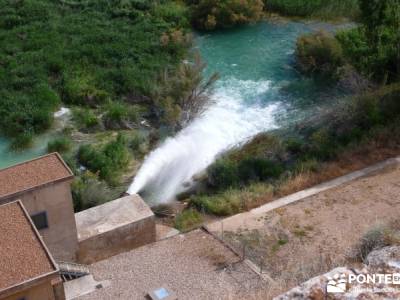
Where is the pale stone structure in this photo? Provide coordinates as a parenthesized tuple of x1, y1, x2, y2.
(75, 194, 156, 264)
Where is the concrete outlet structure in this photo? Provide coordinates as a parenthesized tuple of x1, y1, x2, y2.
(75, 194, 156, 264)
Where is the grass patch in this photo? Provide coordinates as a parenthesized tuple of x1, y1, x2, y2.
(72, 108, 100, 132)
(352, 223, 400, 262)
(47, 136, 72, 154)
(174, 209, 203, 232)
(191, 183, 274, 216)
(292, 229, 307, 238)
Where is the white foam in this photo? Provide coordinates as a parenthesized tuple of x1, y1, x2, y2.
(54, 107, 70, 118)
(127, 78, 283, 203)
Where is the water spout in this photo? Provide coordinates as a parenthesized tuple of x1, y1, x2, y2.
(127, 79, 283, 204)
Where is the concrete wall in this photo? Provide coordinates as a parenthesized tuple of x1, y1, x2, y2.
(2, 280, 59, 300)
(77, 215, 156, 264)
(0, 181, 78, 262)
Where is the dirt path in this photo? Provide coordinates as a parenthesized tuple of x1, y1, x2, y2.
(206, 158, 400, 297)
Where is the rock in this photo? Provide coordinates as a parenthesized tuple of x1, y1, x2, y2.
(366, 246, 400, 269)
(275, 247, 400, 300)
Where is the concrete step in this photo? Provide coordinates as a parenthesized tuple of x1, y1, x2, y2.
(64, 274, 109, 300)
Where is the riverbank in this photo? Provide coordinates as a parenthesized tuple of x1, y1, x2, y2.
(160, 125, 400, 231)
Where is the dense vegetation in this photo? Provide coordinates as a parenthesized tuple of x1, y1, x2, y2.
(77, 134, 131, 185)
(186, 0, 360, 31)
(187, 0, 264, 30)
(296, 0, 400, 83)
(0, 0, 192, 146)
(264, 0, 360, 19)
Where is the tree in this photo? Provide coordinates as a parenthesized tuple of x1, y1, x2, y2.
(359, 0, 400, 82)
(152, 53, 219, 130)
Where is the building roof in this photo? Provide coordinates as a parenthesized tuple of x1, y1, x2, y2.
(0, 153, 73, 200)
(75, 194, 154, 241)
(0, 201, 58, 294)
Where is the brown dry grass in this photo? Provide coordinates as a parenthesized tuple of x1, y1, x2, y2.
(275, 138, 400, 198)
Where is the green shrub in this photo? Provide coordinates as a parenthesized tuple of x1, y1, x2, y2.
(71, 172, 114, 212)
(191, 183, 273, 216)
(103, 134, 130, 169)
(77, 134, 130, 185)
(336, 28, 370, 76)
(61, 153, 78, 175)
(336, 0, 400, 82)
(285, 137, 304, 154)
(63, 71, 108, 106)
(353, 225, 394, 262)
(72, 108, 99, 131)
(207, 159, 239, 189)
(238, 157, 283, 183)
(189, 0, 264, 30)
(174, 209, 203, 232)
(192, 192, 242, 216)
(47, 136, 72, 153)
(350, 84, 400, 129)
(0, 85, 59, 141)
(128, 131, 148, 155)
(153, 1, 189, 28)
(151, 54, 217, 129)
(102, 101, 141, 129)
(296, 31, 344, 78)
(308, 128, 336, 159)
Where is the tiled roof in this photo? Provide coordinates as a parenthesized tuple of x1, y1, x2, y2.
(0, 153, 73, 200)
(0, 201, 57, 292)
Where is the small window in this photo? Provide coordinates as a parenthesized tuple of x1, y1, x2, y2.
(30, 211, 48, 230)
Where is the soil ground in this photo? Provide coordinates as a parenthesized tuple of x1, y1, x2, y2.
(207, 161, 400, 298)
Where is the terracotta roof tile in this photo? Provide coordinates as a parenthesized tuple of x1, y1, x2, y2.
(0, 153, 73, 200)
(0, 201, 56, 292)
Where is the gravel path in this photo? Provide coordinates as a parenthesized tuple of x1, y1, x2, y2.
(78, 230, 267, 300)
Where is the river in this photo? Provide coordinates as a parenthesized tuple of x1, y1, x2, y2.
(0, 20, 345, 203)
(127, 20, 347, 204)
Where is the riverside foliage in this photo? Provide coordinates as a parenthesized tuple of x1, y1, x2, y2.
(187, 0, 264, 30)
(0, 0, 191, 146)
(264, 0, 360, 19)
(295, 0, 400, 83)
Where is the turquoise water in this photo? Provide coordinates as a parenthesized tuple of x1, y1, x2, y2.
(196, 21, 346, 123)
(129, 20, 347, 203)
(0, 134, 53, 169)
(0, 109, 70, 169)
